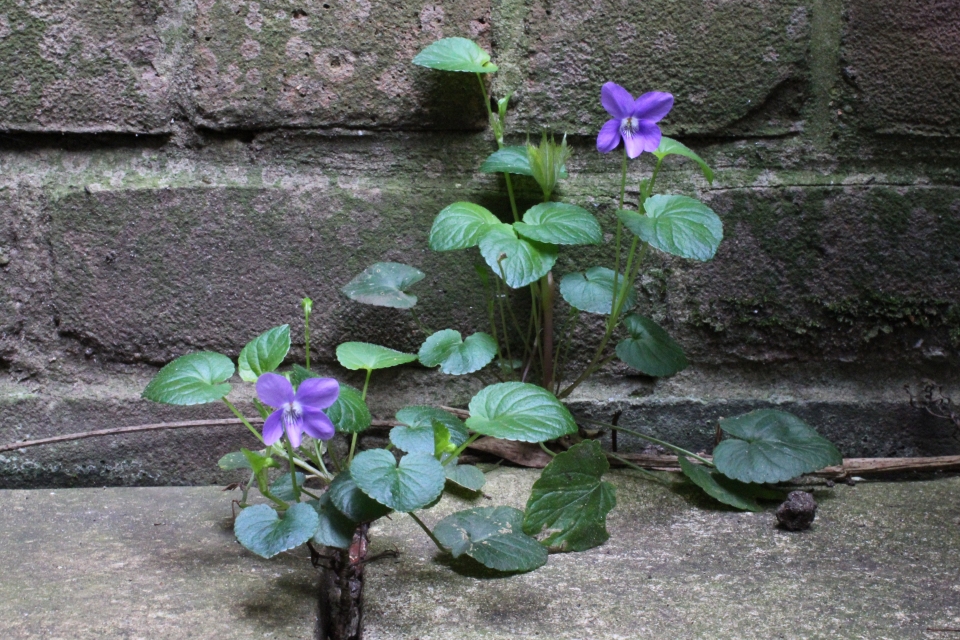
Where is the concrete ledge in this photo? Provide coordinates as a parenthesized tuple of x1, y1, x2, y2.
(2, 472, 958, 639)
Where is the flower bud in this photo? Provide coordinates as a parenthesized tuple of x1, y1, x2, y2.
(527, 132, 571, 201)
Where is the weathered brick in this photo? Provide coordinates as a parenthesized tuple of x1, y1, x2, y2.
(192, 0, 493, 130)
(495, 0, 813, 136)
(0, 1, 177, 134)
(841, 0, 960, 136)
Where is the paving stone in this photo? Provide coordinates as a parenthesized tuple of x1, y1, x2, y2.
(841, 0, 960, 136)
(495, 0, 813, 136)
(192, 0, 493, 130)
(0, 486, 320, 639)
(0, 0, 178, 133)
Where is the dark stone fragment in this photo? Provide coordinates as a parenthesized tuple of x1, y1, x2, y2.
(776, 490, 817, 531)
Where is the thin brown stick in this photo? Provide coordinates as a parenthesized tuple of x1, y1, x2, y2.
(0, 416, 401, 453)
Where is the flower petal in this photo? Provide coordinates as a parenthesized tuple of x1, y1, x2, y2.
(262, 409, 284, 445)
(635, 120, 663, 153)
(285, 418, 303, 449)
(295, 377, 340, 409)
(301, 406, 336, 441)
(600, 82, 634, 119)
(631, 91, 674, 123)
(256, 372, 294, 408)
(596, 119, 622, 153)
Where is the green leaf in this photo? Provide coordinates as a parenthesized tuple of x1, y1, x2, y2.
(310, 493, 357, 550)
(391, 406, 469, 454)
(350, 450, 446, 512)
(412, 37, 497, 73)
(143, 352, 235, 405)
(467, 382, 577, 443)
(513, 203, 602, 246)
(336, 342, 417, 371)
(289, 363, 317, 389)
(327, 472, 392, 523)
(678, 456, 762, 512)
(429, 202, 501, 251)
(327, 384, 372, 434)
(713, 410, 843, 484)
(341, 262, 425, 309)
(433, 506, 547, 573)
(478, 223, 558, 289)
(234, 503, 320, 559)
(618, 195, 723, 261)
(479, 146, 532, 175)
(653, 137, 715, 184)
(559, 267, 636, 315)
(418, 329, 497, 375)
(269, 472, 306, 502)
(218, 451, 252, 471)
(240, 448, 279, 475)
(522, 440, 616, 551)
(433, 421, 454, 456)
(237, 325, 291, 383)
(445, 463, 486, 492)
(615, 314, 688, 377)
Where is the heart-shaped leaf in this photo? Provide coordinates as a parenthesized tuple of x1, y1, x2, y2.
(479, 146, 532, 175)
(513, 203, 602, 246)
(559, 267, 636, 315)
(653, 137, 715, 184)
(714, 410, 843, 484)
(238, 325, 291, 383)
(618, 195, 723, 261)
(327, 472, 392, 523)
(429, 202, 501, 251)
(445, 463, 486, 492)
(269, 472, 306, 502)
(413, 37, 498, 73)
(433, 506, 547, 573)
(678, 456, 762, 512)
(341, 262, 425, 309)
(418, 329, 497, 375)
(350, 450, 446, 512)
(478, 224, 558, 289)
(326, 384, 372, 434)
(523, 440, 616, 551)
(467, 382, 577, 443)
(391, 406, 469, 454)
(143, 352, 235, 405)
(615, 314, 688, 377)
(234, 503, 320, 559)
(336, 342, 417, 371)
(218, 451, 252, 471)
(310, 493, 357, 550)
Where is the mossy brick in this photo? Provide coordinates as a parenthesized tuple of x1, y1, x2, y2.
(493, 0, 813, 137)
(0, 0, 177, 134)
(841, 0, 960, 137)
(192, 0, 492, 130)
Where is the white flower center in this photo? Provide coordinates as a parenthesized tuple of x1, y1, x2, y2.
(620, 116, 639, 137)
(281, 401, 303, 431)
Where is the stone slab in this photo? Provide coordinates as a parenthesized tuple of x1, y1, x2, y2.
(0, 0, 177, 134)
(495, 0, 813, 137)
(192, 0, 492, 130)
(0, 486, 320, 639)
(364, 468, 960, 639)
(841, 0, 960, 137)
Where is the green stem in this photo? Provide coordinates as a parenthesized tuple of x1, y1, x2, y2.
(539, 442, 557, 458)
(610, 149, 628, 323)
(583, 418, 714, 466)
(283, 439, 302, 501)
(408, 307, 432, 336)
(409, 511, 446, 552)
(448, 433, 482, 461)
(313, 440, 331, 478)
(476, 72, 520, 222)
(361, 368, 373, 402)
(348, 433, 358, 466)
(540, 272, 555, 391)
(327, 441, 343, 473)
(495, 261, 514, 375)
(222, 399, 265, 444)
(606, 452, 670, 484)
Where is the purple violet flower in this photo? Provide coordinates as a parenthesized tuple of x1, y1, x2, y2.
(596, 82, 674, 158)
(256, 372, 339, 447)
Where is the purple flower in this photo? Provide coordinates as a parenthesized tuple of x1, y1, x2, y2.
(596, 82, 674, 159)
(256, 372, 339, 447)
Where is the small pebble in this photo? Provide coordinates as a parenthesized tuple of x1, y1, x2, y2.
(776, 490, 817, 531)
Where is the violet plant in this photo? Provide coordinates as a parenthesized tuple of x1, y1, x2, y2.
(140, 36, 843, 640)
